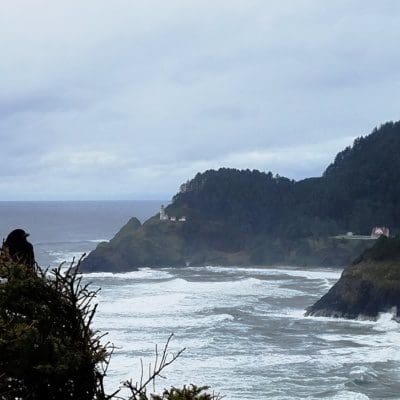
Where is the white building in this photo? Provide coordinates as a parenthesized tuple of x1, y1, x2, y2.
(371, 227, 390, 238)
(160, 205, 187, 223)
(159, 205, 169, 221)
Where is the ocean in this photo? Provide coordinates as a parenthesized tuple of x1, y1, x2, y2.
(1, 201, 399, 399)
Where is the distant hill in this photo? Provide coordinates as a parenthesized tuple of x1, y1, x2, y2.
(81, 121, 400, 271)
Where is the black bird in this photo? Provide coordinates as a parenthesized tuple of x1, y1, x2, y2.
(3, 229, 35, 269)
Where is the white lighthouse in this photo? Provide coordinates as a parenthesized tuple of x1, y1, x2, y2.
(159, 205, 169, 221)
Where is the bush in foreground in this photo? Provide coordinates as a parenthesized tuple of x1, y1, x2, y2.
(0, 253, 221, 400)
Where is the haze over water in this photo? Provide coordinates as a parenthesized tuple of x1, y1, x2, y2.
(1, 201, 399, 399)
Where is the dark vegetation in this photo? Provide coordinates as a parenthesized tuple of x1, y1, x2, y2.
(171, 121, 400, 239)
(0, 255, 105, 399)
(356, 235, 400, 262)
(0, 253, 221, 400)
(169, 121, 400, 262)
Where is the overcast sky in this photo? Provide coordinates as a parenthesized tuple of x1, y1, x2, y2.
(1, 1, 400, 200)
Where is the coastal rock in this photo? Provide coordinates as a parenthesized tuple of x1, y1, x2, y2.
(80, 211, 372, 272)
(305, 237, 400, 320)
(80, 217, 187, 272)
(81, 217, 142, 272)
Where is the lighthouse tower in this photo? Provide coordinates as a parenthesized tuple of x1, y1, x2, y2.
(160, 205, 169, 221)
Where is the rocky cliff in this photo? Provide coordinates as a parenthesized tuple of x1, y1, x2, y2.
(80, 214, 373, 272)
(305, 237, 400, 320)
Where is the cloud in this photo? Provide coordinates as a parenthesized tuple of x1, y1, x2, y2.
(1, 0, 400, 199)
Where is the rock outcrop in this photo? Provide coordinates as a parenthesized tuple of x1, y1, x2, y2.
(80, 217, 188, 272)
(305, 237, 400, 320)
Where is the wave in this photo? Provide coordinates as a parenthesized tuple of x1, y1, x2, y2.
(95, 308, 234, 330)
(93, 276, 305, 323)
(83, 267, 173, 280)
(329, 391, 370, 400)
(93, 267, 398, 400)
(199, 265, 342, 280)
(371, 309, 399, 330)
(35, 239, 109, 246)
(47, 251, 87, 264)
(131, 277, 305, 300)
(305, 310, 399, 327)
(348, 366, 378, 384)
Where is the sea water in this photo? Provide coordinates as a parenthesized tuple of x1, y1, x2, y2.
(0, 201, 163, 266)
(1, 202, 399, 399)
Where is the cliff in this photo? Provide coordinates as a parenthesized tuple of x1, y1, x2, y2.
(305, 236, 400, 320)
(81, 219, 373, 272)
(81, 217, 188, 272)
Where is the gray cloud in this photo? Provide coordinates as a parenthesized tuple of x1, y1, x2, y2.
(1, 0, 400, 199)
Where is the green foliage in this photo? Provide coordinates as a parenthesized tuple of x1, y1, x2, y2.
(0, 253, 220, 400)
(361, 236, 400, 262)
(172, 168, 295, 237)
(152, 385, 218, 400)
(0, 254, 107, 400)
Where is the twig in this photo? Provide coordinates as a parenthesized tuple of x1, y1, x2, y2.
(122, 333, 186, 399)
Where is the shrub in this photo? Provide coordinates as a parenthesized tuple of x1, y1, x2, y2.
(0, 253, 221, 400)
(0, 253, 107, 400)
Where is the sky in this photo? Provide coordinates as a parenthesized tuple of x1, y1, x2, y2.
(1, 1, 400, 200)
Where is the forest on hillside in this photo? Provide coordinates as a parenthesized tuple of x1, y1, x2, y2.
(170, 121, 400, 241)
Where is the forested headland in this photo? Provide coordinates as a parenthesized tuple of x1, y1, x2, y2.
(82, 121, 400, 271)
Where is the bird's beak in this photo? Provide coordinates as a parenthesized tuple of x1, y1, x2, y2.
(25, 233, 30, 237)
